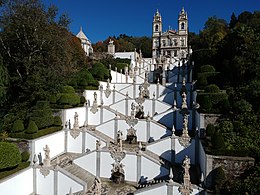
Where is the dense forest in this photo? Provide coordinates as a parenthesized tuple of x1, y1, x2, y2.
(0, 0, 259, 193)
(189, 11, 260, 194)
(92, 34, 152, 58)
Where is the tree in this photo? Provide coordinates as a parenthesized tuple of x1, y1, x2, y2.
(0, 0, 87, 107)
(0, 55, 9, 106)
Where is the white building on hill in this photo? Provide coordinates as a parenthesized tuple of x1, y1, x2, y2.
(76, 27, 93, 56)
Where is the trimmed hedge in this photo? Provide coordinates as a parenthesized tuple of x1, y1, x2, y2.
(205, 84, 220, 93)
(12, 120, 24, 133)
(29, 101, 54, 129)
(89, 62, 110, 81)
(0, 162, 30, 180)
(21, 151, 30, 162)
(0, 142, 21, 170)
(61, 85, 75, 93)
(58, 93, 80, 106)
(25, 121, 38, 134)
(80, 96, 86, 104)
(212, 132, 225, 150)
(10, 126, 62, 140)
(199, 65, 216, 73)
(206, 124, 215, 137)
(53, 116, 62, 126)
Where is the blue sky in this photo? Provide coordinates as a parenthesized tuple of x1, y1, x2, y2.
(42, 0, 260, 43)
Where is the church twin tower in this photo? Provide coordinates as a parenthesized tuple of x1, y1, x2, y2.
(152, 7, 188, 60)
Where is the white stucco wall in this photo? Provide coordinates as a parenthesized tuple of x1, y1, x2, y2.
(37, 169, 54, 195)
(0, 168, 33, 195)
(74, 152, 96, 176)
(141, 156, 168, 180)
(96, 120, 114, 139)
(34, 131, 65, 159)
(67, 132, 82, 153)
(57, 172, 83, 195)
(122, 154, 137, 182)
(150, 121, 168, 140)
(147, 138, 171, 161)
(175, 139, 195, 164)
(100, 151, 114, 178)
(64, 107, 86, 127)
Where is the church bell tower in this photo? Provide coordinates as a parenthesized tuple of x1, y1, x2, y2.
(152, 10, 162, 59)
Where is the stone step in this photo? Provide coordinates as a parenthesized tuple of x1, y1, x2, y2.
(64, 163, 95, 190)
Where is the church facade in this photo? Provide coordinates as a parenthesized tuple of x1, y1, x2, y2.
(152, 8, 189, 60)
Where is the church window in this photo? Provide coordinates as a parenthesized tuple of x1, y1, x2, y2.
(155, 24, 159, 32)
(174, 50, 177, 57)
(162, 40, 166, 46)
(181, 39, 184, 46)
(173, 39, 178, 46)
(181, 22, 185, 30)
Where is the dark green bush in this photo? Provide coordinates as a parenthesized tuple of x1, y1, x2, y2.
(0, 142, 21, 170)
(218, 120, 233, 134)
(61, 85, 75, 93)
(53, 116, 62, 126)
(212, 166, 226, 192)
(12, 120, 24, 133)
(205, 84, 220, 93)
(212, 132, 225, 150)
(29, 101, 54, 129)
(49, 94, 57, 104)
(80, 96, 86, 104)
(10, 126, 62, 139)
(25, 121, 38, 134)
(21, 151, 30, 162)
(58, 93, 80, 106)
(197, 94, 212, 113)
(89, 62, 110, 81)
(199, 65, 216, 73)
(206, 124, 215, 137)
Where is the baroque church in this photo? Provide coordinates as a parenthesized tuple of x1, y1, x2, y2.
(1, 7, 245, 195)
(152, 8, 189, 60)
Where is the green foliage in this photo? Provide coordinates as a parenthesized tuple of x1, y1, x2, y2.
(0, 0, 87, 113)
(89, 62, 110, 81)
(0, 142, 21, 170)
(211, 132, 225, 151)
(92, 35, 152, 58)
(25, 121, 38, 134)
(234, 99, 252, 114)
(0, 55, 9, 107)
(0, 162, 30, 180)
(29, 101, 54, 129)
(200, 65, 216, 73)
(58, 93, 80, 106)
(53, 116, 62, 126)
(218, 120, 234, 134)
(11, 126, 62, 139)
(114, 63, 128, 72)
(12, 120, 24, 133)
(80, 96, 86, 104)
(61, 86, 75, 93)
(205, 84, 220, 93)
(206, 124, 215, 137)
(21, 151, 30, 162)
(212, 166, 226, 193)
(69, 70, 99, 90)
(49, 94, 57, 104)
(56, 86, 80, 106)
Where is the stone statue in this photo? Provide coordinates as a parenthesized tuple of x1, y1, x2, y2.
(43, 145, 50, 167)
(117, 130, 123, 151)
(96, 140, 101, 150)
(74, 112, 79, 127)
(179, 155, 192, 195)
